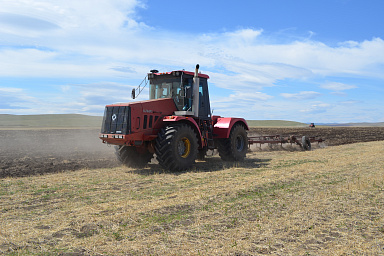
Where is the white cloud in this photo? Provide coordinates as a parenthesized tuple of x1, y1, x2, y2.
(0, 48, 137, 78)
(0, 0, 144, 32)
(211, 91, 273, 107)
(212, 38, 384, 79)
(229, 91, 274, 101)
(1, 1, 384, 85)
(320, 82, 357, 91)
(0, 80, 140, 115)
(339, 100, 361, 105)
(0, 1, 383, 122)
(330, 91, 347, 97)
(300, 103, 332, 114)
(0, 12, 60, 37)
(0, 87, 23, 93)
(61, 85, 71, 92)
(223, 29, 263, 46)
(0, 87, 40, 111)
(280, 91, 322, 100)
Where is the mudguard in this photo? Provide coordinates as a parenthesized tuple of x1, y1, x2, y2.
(213, 117, 249, 139)
(163, 116, 204, 147)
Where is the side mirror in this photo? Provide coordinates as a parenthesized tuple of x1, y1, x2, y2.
(185, 86, 192, 98)
(131, 89, 136, 99)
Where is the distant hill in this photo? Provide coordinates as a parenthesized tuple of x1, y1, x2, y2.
(0, 115, 307, 129)
(2, 114, 382, 129)
(0, 114, 103, 129)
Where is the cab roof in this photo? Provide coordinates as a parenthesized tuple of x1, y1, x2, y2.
(148, 70, 209, 79)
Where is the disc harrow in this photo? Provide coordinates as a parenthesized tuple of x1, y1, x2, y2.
(248, 135, 324, 151)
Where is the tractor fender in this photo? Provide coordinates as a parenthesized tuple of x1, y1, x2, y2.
(213, 117, 249, 139)
(162, 116, 204, 147)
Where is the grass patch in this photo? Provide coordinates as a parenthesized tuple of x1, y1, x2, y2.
(1, 141, 384, 255)
(0, 114, 102, 129)
(274, 159, 327, 169)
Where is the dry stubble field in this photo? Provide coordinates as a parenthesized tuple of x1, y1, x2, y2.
(0, 127, 384, 255)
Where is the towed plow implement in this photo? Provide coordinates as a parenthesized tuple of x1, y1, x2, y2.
(248, 135, 325, 151)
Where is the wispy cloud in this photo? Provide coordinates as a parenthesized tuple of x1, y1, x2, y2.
(300, 103, 332, 114)
(281, 91, 322, 100)
(0, 12, 60, 34)
(0, 0, 383, 122)
(0, 87, 41, 112)
(339, 100, 361, 105)
(320, 82, 357, 91)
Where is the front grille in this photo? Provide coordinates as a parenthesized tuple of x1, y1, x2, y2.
(101, 106, 131, 134)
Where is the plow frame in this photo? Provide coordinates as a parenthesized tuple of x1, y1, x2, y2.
(248, 135, 324, 151)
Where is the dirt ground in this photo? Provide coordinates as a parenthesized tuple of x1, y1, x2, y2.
(1, 127, 384, 178)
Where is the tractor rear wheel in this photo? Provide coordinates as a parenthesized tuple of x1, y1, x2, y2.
(218, 124, 248, 161)
(115, 145, 153, 168)
(155, 124, 198, 172)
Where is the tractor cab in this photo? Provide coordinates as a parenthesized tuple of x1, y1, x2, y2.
(148, 69, 211, 120)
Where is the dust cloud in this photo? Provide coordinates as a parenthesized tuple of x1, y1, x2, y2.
(0, 129, 118, 178)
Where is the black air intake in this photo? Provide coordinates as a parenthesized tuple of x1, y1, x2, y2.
(101, 106, 131, 134)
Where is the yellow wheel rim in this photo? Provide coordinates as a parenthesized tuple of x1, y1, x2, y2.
(178, 137, 191, 158)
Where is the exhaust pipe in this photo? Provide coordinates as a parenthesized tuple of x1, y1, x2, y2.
(193, 64, 200, 117)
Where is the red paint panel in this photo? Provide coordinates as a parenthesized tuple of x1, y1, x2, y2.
(213, 117, 249, 139)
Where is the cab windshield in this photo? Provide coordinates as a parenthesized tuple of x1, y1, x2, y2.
(149, 77, 186, 111)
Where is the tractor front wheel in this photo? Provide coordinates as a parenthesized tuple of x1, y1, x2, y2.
(115, 145, 153, 168)
(155, 124, 198, 172)
(218, 124, 248, 161)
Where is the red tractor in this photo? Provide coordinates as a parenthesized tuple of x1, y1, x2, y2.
(100, 65, 249, 171)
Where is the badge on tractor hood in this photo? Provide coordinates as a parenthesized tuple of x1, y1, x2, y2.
(112, 114, 117, 121)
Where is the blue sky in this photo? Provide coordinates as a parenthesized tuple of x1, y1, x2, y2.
(0, 0, 383, 123)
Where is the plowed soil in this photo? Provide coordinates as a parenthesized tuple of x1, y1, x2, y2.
(1, 127, 384, 178)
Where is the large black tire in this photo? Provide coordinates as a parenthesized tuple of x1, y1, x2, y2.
(115, 145, 153, 168)
(218, 124, 248, 161)
(155, 124, 198, 172)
